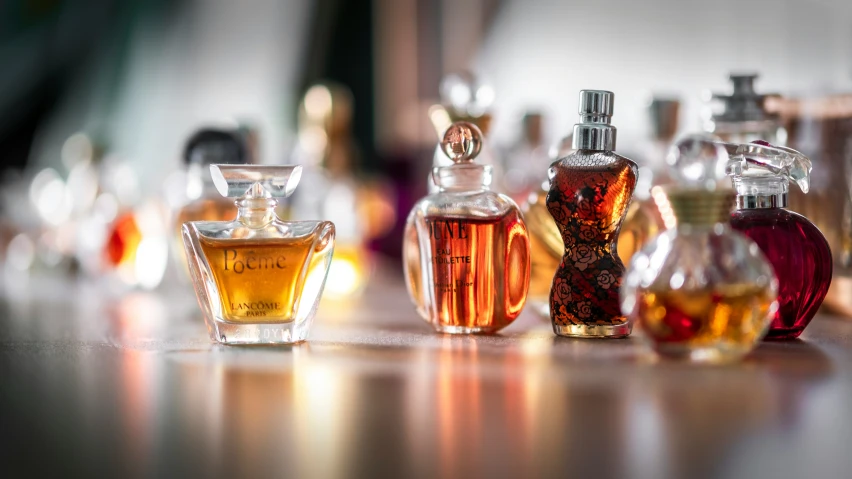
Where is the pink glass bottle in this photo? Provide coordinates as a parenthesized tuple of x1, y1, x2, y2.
(726, 141, 832, 339)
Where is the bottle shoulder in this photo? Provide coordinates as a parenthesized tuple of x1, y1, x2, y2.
(185, 218, 334, 242)
(552, 150, 638, 171)
(409, 189, 520, 220)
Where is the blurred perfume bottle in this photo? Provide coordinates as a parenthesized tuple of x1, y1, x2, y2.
(170, 128, 248, 277)
(290, 82, 369, 299)
(727, 141, 831, 339)
(772, 95, 852, 317)
(704, 74, 787, 145)
(548, 90, 638, 338)
(503, 112, 551, 202)
(622, 136, 778, 363)
(618, 97, 679, 266)
(182, 165, 335, 345)
(428, 72, 503, 193)
(404, 122, 530, 333)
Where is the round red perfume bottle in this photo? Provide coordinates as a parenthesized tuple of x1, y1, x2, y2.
(727, 141, 832, 339)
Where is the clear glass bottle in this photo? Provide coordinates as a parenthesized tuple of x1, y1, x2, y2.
(172, 128, 248, 277)
(547, 90, 638, 338)
(726, 141, 832, 339)
(705, 74, 787, 145)
(403, 122, 530, 334)
(182, 165, 335, 345)
(621, 135, 779, 363)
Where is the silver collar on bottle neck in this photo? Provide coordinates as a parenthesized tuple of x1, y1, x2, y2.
(572, 90, 617, 151)
(736, 192, 787, 209)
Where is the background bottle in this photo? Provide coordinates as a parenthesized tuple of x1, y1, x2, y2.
(171, 128, 249, 279)
(547, 90, 637, 338)
(705, 74, 787, 145)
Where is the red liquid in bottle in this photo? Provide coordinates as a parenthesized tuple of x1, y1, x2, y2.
(730, 208, 832, 339)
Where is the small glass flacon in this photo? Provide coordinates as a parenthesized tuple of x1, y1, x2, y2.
(727, 141, 832, 339)
(404, 122, 530, 334)
(182, 165, 335, 345)
(621, 135, 779, 363)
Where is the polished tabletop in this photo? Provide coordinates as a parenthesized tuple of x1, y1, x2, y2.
(2, 265, 851, 479)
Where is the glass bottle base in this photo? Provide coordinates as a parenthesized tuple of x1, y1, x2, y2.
(208, 319, 311, 345)
(434, 324, 501, 335)
(651, 344, 751, 364)
(764, 327, 804, 340)
(552, 323, 631, 338)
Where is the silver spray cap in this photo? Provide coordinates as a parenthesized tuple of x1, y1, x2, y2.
(572, 90, 617, 151)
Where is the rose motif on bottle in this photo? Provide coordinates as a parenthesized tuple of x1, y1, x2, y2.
(597, 269, 616, 290)
(553, 277, 573, 303)
(570, 244, 598, 271)
(579, 225, 597, 242)
(576, 301, 592, 318)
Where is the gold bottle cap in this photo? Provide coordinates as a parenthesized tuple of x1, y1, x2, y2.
(662, 188, 735, 226)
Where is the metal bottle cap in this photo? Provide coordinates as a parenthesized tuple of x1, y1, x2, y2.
(712, 74, 774, 123)
(572, 90, 617, 151)
(184, 128, 248, 166)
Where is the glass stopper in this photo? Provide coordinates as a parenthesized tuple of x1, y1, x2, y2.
(210, 165, 303, 199)
(441, 122, 482, 164)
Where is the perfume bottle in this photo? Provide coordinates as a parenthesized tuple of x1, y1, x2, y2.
(182, 165, 335, 344)
(547, 90, 638, 338)
(172, 128, 248, 276)
(705, 74, 787, 145)
(503, 112, 552, 202)
(403, 122, 530, 334)
(289, 82, 369, 299)
(621, 135, 779, 363)
(522, 179, 563, 319)
(618, 97, 678, 264)
(727, 141, 832, 339)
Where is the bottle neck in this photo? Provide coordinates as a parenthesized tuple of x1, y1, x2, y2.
(236, 197, 278, 227)
(733, 176, 788, 210)
(432, 164, 492, 192)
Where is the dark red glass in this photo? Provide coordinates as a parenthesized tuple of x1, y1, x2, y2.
(730, 208, 832, 339)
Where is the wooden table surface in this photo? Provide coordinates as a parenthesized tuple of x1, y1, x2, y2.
(2, 265, 851, 479)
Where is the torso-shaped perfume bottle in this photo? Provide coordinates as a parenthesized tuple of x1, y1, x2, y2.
(621, 136, 779, 363)
(404, 122, 530, 333)
(182, 165, 335, 345)
(547, 90, 638, 338)
(727, 141, 832, 339)
(172, 128, 248, 277)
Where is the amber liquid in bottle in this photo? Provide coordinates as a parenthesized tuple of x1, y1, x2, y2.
(175, 199, 238, 272)
(636, 284, 775, 361)
(199, 236, 318, 323)
(407, 210, 530, 333)
(523, 187, 563, 319)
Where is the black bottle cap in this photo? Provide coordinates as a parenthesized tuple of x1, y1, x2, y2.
(183, 128, 248, 166)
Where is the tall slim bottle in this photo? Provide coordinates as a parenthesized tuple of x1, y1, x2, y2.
(547, 90, 638, 338)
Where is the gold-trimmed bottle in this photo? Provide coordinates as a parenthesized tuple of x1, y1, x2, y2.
(182, 165, 335, 345)
(621, 135, 779, 363)
(404, 122, 530, 334)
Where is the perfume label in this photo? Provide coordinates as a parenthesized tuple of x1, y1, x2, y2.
(222, 249, 288, 274)
(426, 218, 474, 293)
